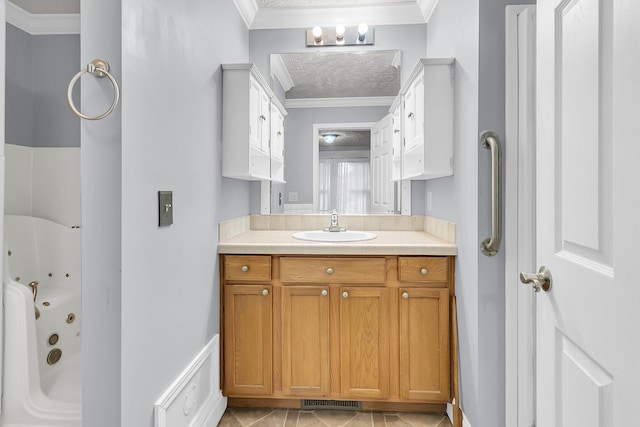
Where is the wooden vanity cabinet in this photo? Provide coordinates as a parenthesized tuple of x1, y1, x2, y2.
(221, 254, 454, 406)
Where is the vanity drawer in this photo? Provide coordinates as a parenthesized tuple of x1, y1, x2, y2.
(223, 255, 272, 281)
(280, 257, 386, 284)
(398, 257, 449, 283)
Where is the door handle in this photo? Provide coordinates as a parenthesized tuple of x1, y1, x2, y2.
(519, 266, 552, 292)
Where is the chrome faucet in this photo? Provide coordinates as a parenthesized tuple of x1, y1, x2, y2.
(28, 281, 40, 320)
(324, 209, 346, 232)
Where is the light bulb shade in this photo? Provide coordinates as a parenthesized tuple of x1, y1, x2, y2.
(312, 26, 323, 42)
(358, 23, 369, 42)
(322, 133, 338, 144)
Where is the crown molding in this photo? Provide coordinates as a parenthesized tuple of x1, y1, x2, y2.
(232, 0, 258, 29)
(285, 96, 395, 109)
(270, 55, 294, 92)
(6, 1, 79, 35)
(250, 3, 428, 29)
(417, 0, 440, 22)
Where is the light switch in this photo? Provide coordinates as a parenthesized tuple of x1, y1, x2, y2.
(158, 191, 173, 227)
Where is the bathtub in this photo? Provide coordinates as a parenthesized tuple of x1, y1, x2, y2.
(2, 215, 81, 427)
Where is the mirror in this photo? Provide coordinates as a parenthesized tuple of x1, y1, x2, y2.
(270, 50, 406, 215)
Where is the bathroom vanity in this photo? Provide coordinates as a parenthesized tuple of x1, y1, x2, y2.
(218, 215, 459, 415)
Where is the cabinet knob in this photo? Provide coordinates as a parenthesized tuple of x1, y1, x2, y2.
(321, 289, 328, 297)
(241, 265, 249, 272)
(420, 268, 428, 275)
(408, 112, 414, 119)
(262, 289, 269, 296)
(342, 291, 349, 299)
(402, 292, 409, 299)
(326, 268, 334, 275)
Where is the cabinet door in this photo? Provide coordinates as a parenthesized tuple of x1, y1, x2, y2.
(269, 103, 285, 182)
(259, 88, 271, 153)
(223, 284, 272, 396)
(371, 114, 394, 214)
(399, 288, 450, 401)
(403, 72, 424, 153)
(282, 286, 330, 396)
(249, 76, 263, 152)
(391, 103, 403, 181)
(270, 103, 284, 161)
(339, 287, 390, 399)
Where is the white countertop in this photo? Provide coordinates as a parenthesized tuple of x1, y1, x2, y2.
(218, 230, 457, 256)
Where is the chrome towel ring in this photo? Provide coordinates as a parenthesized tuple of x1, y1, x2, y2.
(67, 58, 120, 120)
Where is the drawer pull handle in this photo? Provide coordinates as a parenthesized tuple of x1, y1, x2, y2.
(262, 289, 269, 296)
(326, 268, 334, 275)
(402, 292, 409, 299)
(342, 291, 349, 299)
(241, 265, 249, 272)
(420, 268, 428, 275)
(321, 290, 328, 297)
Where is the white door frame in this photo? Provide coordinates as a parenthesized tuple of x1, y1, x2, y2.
(505, 5, 536, 427)
(0, 1, 6, 415)
(312, 122, 375, 213)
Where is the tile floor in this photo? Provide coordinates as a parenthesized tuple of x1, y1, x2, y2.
(218, 406, 452, 427)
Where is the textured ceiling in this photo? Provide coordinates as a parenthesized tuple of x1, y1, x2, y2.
(319, 130, 371, 150)
(7, 0, 79, 14)
(278, 50, 401, 99)
(258, 0, 410, 7)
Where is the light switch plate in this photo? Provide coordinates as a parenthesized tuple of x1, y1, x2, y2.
(158, 191, 173, 227)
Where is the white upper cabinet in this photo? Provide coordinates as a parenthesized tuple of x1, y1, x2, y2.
(399, 59, 454, 180)
(222, 64, 286, 181)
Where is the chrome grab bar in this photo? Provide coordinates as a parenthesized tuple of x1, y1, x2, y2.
(481, 131, 502, 256)
(67, 58, 120, 120)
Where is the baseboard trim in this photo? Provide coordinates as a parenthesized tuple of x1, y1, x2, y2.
(154, 335, 227, 427)
(447, 403, 468, 427)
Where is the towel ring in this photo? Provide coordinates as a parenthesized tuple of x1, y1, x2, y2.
(67, 58, 120, 120)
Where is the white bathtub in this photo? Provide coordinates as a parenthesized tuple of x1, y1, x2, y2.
(2, 215, 81, 426)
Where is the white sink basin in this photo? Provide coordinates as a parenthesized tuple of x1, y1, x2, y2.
(292, 230, 377, 242)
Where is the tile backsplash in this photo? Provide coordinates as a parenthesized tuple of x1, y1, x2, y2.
(219, 215, 456, 244)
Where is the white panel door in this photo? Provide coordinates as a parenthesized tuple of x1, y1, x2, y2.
(536, 0, 640, 425)
(370, 114, 394, 214)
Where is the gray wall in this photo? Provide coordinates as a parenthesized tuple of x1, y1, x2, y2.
(6, 24, 80, 148)
(426, 1, 532, 426)
(81, 0, 122, 425)
(424, 1, 481, 423)
(82, 1, 251, 426)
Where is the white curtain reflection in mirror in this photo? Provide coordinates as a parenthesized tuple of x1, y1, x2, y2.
(318, 158, 370, 214)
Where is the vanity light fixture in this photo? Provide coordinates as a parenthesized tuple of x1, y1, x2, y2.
(322, 133, 339, 144)
(306, 25, 374, 47)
